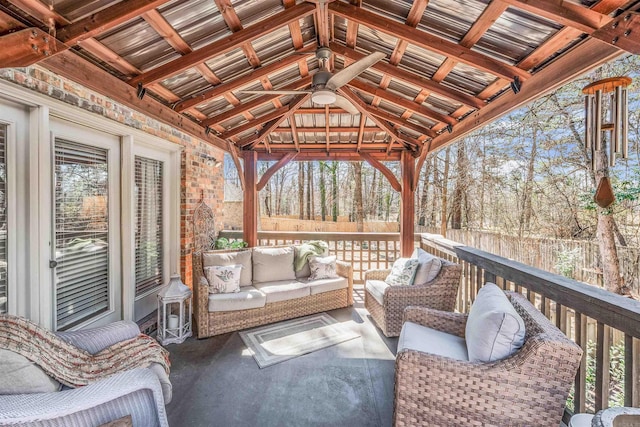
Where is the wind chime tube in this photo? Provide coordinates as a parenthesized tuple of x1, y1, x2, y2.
(585, 95, 592, 150)
(610, 93, 616, 167)
(614, 85, 623, 155)
(595, 89, 602, 152)
(622, 87, 629, 159)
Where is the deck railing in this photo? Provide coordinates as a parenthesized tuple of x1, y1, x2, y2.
(420, 233, 640, 419)
(218, 230, 419, 283)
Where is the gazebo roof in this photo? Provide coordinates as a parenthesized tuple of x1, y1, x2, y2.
(1, 0, 635, 161)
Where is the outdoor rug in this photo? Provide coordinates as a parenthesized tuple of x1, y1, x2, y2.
(239, 313, 360, 368)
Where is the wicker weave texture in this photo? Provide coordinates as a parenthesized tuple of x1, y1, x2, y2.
(393, 292, 583, 427)
(192, 248, 354, 338)
(364, 260, 462, 337)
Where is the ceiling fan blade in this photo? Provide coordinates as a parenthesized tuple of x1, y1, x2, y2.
(238, 90, 312, 95)
(332, 95, 359, 115)
(326, 51, 386, 91)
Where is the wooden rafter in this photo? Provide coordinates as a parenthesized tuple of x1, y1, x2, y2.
(315, 0, 330, 47)
(258, 151, 402, 161)
(365, 105, 436, 139)
(7, 0, 69, 25)
(329, 42, 485, 110)
(256, 152, 298, 191)
(289, 117, 301, 152)
(325, 105, 330, 152)
(174, 46, 315, 112)
(128, 2, 315, 87)
(360, 152, 401, 192)
(221, 106, 288, 139)
(227, 140, 245, 191)
(270, 127, 381, 133)
(266, 143, 390, 150)
(356, 114, 366, 152)
(329, 1, 530, 82)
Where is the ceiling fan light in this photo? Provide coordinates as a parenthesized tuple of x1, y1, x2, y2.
(312, 89, 336, 105)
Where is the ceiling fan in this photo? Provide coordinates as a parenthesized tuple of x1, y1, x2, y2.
(239, 47, 385, 115)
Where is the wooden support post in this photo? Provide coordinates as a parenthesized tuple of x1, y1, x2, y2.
(400, 151, 415, 257)
(243, 151, 258, 247)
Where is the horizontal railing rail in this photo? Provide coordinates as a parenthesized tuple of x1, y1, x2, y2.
(420, 233, 640, 420)
(218, 230, 420, 283)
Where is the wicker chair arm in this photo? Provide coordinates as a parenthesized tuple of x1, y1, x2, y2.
(364, 269, 391, 281)
(402, 306, 467, 337)
(335, 260, 351, 278)
(0, 368, 168, 426)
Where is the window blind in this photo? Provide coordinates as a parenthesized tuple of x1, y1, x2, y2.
(0, 125, 7, 314)
(54, 139, 109, 330)
(135, 156, 163, 297)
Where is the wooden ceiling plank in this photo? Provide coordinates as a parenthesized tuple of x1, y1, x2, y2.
(316, 1, 330, 47)
(201, 75, 312, 127)
(269, 126, 381, 133)
(361, 152, 402, 191)
(476, 78, 510, 99)
(366, 105, 437, 138)
(329, 1, 530, 82)
(284, 0, 305, 50)
(214, 0, 261, 68)
(348, 79, 456, 126)
(295, 108, 346, 114)
(500, 0, 610, 34)
(7, 0, 69, 25)
(356, 114, 366, 152)
(405, 0, 429, 27)
(257, 152, 298, 190)
(42, 50, 229, 151)
(221, 106, 288, 139)
(129, 2, 315, 87)
(175, 46, 315, 111)
(330, 42, 485, 109)
(57, 0, 171, 44)
(428, 37, 621, 154)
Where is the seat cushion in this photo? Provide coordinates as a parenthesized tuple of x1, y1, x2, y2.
(252, 246, 296, 283)
(203, 250, 252, 287)
(412, 247, 442, 285)
(465, 283, 526, 362)
(253, 280, 310, 303)
(306, 276, 348, 295)
(365, 279, 389, 306)
(398, 321, 468, 361)
(208, 285, 266, 312)
(0, 349, 61, 394)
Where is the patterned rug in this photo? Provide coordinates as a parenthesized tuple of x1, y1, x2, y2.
(239, 313, 360, 368)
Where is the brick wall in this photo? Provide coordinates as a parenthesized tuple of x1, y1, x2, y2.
(1, 66, 226, 288)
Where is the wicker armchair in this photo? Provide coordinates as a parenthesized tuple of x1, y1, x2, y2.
(394, 292, 583, 427)
(364, 259, 461, 337)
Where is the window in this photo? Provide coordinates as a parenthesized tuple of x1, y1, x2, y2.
(134, 156, 163, 297)
(54, 139, 109, 330)
(0, 125, 7, 314)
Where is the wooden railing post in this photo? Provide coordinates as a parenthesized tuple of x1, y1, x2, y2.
(400, 151, 415, 258)
(242, 150, 258, 247)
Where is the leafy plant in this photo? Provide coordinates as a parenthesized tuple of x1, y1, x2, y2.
(555, 245, 582, 278)
(214, 237, 248, 250)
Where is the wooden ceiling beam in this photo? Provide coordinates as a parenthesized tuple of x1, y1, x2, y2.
(267, 143, 391, 150)
(428, 37, 621, 153)
(56, 0, 172, 44)
(500, 0, 611, 35)
(257, 152, 298, 190)
(201, 75, 312, 127)
(360, 152, 402, 192)
(42, 50, 229, 151)
(269, 127, 381, 133)
(329, 1, 530, 82)
(129, 2, 315, 87)
(175, 46, 315, 112)
(289, 117, 301, 152)
(257, 151, 402, 161)
(295, 108, 347, 114)
(221, 106, 288, 139)
(348, 79, 457, 126)
(365, 104, 437, 139)
(6, 0, 70, 25)
(214, 0, 261, 68)
(0, 27, 68, 67)
(315, 0, 330, 47)
(330, 42, 485, 109)
(356, 114, 366, 152)
(283, 0, 304, 49)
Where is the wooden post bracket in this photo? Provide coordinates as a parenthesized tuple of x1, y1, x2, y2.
(256, 152, 298, 191)
(360, 152, 402, 192)
(0, 28, 68, 67)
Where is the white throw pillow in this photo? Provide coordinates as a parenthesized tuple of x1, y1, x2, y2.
(252, 246, 296, 283)
(202, 250, 252, 286)
(308, 255, 339, 280)
(465, 283, 526, 362)
(411, 247, 442, 285)
(205, 264, 242, 294)
(385, 258, 419, 286)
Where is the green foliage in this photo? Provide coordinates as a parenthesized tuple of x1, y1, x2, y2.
(554, 245, 582, 278)
(214, 237, 248, 250)
(580, 173, 640, 215)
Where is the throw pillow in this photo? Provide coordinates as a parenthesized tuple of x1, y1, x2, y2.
(252, 246, 296, 283)
(205, 265, 242, 294)
(385, 257, 419, 286)
(308, 255, 339, 280)
(465, 283, 526, 362)
(0, 349, 61, 394)
(411, 247, 442, 285)
(202, 250, 252, 286)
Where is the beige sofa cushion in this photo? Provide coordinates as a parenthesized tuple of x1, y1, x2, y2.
(398, 321, 468, 361)
(365, 279, 389, 306)
(252, 246, 295, 283)
(306, 276, 348, 295)
(412, 247, 442, 285)
(253, 280, 310, 303)
(203, 250, 252, 287)
(208, 285, 266, 312)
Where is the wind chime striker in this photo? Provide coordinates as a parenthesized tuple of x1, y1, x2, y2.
(582, 77, 632, 208)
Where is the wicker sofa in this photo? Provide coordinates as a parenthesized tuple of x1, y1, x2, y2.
(193, 246, 353, 338)
(364, 257, 462, 337)
(394, 291, 582, 427)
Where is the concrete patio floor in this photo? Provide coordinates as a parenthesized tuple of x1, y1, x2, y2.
(165, 288, 398, 427)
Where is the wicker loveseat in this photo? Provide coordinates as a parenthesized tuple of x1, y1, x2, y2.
(394, 291, 582, 427)
(193, 246, 353, 338)
(364, 256, 462, 337)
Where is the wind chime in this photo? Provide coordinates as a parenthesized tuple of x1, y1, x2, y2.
(582, 77, 632, 208)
